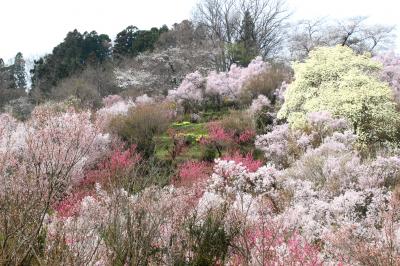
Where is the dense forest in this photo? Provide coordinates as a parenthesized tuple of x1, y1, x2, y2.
(1, 0, 400, 265)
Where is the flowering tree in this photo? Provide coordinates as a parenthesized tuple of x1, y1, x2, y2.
(249, 94, 275, 132)
(201, 120, 256, 158)
(46, 185, 198, 265)
(167, 71, 205, 113)
(375, 52, 400, 105)
(0, 105, 110, 264)
(256, 111, 350, 168)
(135, 93, 154, 105)
(206, 57, 268, 101)
(278, 46, 399, 146)
(249, 94, 271, 115)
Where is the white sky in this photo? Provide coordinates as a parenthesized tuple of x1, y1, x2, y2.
(0, 0, 399, 63)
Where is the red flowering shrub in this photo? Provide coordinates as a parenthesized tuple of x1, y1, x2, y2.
(53, 191, 93, 218)
(81, 144, 141, 189)
(176, 161, 211, 187)
(222, 152, 263, 172)
(201, 122, 256, 157)
(238, 129, 257, 143)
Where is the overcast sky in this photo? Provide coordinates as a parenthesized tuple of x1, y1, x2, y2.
(0, 0, 399, 63)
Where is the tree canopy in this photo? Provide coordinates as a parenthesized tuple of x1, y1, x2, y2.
(278, 45, 399, 146)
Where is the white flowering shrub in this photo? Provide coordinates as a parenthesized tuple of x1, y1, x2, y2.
(278, 46, 399, 146)
(135, 93, 154, 105)
(255, 111, 351, 168)
(249, 94, 271, 115)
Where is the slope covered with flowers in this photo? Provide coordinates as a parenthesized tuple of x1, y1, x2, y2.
(1, 46, 400, 265)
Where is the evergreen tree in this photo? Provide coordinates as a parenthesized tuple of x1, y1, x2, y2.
(113, 25, 168, 58)
(113, 25, 138, 57)
(30, 29, 111, 99)
(234, 10, 258, 66)
(13, 52, 27, 90)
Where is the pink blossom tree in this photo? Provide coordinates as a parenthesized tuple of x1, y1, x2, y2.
(206, 57, 268, 102)
(0, 105, 110, 264)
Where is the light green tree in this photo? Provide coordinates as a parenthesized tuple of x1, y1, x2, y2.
(278, 45, 399, 146)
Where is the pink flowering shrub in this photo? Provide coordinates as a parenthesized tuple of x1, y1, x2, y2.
(96, 96, 136, 129)
(238, 128, 257, 143)
(176, 161, 211, 187)
(200, 122, 235, 157)
(53, 190, 93, 218)
(168, 71, 205, 105)
(232, 223, 323, 266)
(46, 185, 199, 265)
(207, 159, 279, 196)
(249, 94, 271, 115)
(201, 119, 256, 158)
(102, 94, 123, 107)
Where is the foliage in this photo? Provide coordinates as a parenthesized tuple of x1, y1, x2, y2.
(0, 53, 27, 109)
(241, 63, 291, 106)
(176, 161, 210, 187)
(113, 25, 168, 58)
(30, 30, 112, 98)
(278, 46, 400, 146)
(256, 111, 350, 168)
(2, 7, 400, 264)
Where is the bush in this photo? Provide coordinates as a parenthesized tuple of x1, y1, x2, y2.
(109, 103, 173, 158)
(220, 110, 255, 138)
(202, 146, 217, 162)
(278, 46, 400, 147)
(185, 209, 238, 265)
(50, 74, 102, 109)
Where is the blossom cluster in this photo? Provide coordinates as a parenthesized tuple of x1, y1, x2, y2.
(206, 57, 268, 100)
(375, 52, 400, 104)
(167, 71, 205, 102)
(167, 57, 269, 108)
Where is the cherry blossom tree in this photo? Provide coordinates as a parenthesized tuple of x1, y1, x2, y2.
(0, 105, 110, 264)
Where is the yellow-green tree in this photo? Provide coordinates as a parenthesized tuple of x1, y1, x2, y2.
(278, 45, 399, 146)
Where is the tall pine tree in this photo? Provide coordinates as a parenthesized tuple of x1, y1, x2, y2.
(13, 52, 27, 90)
(230, 10, 258, 66)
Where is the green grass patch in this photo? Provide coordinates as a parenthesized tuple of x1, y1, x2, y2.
(155, 121, 208, 161)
